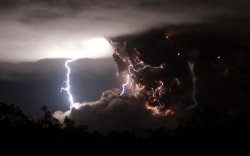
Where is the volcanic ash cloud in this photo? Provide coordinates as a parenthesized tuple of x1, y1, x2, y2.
(54, 89, 183, 133)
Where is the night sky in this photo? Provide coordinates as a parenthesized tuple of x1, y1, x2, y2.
(0, 0, 250, 134)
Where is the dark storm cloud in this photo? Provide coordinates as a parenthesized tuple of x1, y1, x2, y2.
(0, 0, 235, 61)
(0, 0, 224, 24)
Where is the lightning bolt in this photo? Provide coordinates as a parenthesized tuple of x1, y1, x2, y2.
(120, 74, 130, 96)
(120, 64, 134, 96)
(61, 58, 78, 109)
(187, 62, 198, 109)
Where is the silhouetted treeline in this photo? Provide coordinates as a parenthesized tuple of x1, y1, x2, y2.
(0, 102, 250, 149)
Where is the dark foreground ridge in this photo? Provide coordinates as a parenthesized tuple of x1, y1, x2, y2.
(1, 102, 249, 151)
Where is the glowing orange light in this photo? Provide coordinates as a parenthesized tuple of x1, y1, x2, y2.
(145, 102, 174, 117)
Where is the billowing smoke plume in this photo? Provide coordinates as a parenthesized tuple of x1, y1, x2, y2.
(112, 41, 174, 116)
(54, 89, 185, 133)
(54, 35, 196, 133)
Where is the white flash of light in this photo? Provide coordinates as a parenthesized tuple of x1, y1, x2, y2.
(120, 64, 134, 96)
(61, 58, 78, 109)
(58, 37, 112, 109)
(120, 75, 130, 96)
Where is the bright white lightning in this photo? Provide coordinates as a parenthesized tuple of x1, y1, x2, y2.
(120, 75, 130, 96)
(58, 37, 112, 109)
(61, 58, 78, 109)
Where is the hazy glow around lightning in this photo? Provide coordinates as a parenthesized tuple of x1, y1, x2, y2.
(59, 37, 113, 109)
(44, 37, 113, 59)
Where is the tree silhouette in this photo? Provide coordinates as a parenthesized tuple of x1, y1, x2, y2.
(39, 105, 60, 128)
(63, 116, 75, 129)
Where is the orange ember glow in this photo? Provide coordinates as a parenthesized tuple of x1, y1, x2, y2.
(113, 43, 176, 117)
(145, 102, 174, 116)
